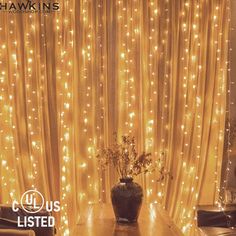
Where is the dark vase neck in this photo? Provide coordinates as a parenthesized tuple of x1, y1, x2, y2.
(120, 177, 133, 183)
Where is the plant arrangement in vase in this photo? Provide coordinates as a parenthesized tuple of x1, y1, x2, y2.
(96, 134, 154, 223)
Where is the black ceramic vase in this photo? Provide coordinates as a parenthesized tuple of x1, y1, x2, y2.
(111, 177, 143, 223)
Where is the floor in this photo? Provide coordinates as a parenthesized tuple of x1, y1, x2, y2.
(73, 203, 183, 236)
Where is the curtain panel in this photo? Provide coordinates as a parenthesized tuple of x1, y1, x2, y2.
(0, 0, 230, 235)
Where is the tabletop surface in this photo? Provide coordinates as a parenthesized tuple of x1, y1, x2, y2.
(73, 203, 183, 236)
(198, 227, 236, 236)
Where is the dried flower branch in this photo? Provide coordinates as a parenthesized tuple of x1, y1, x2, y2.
(96, 134, 152, 179)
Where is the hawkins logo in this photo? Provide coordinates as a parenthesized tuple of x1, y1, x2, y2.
(0, 0, 60, 13)
(12, 190, 60, 228)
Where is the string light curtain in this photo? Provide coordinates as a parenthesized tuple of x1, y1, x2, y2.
(0, 0, 230, 235)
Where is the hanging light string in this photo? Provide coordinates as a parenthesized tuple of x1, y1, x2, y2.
(218, 0, 233, 210)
